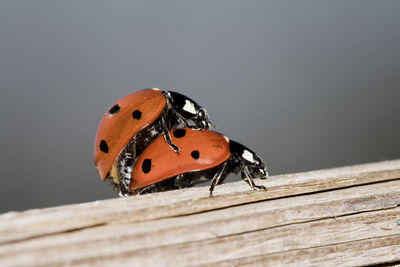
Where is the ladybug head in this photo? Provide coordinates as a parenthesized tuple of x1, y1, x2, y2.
(166, 91, 215, 129)
(247, 156, 268, 179)
(230, 140, 268, 179)
(193, 107, 214, 129)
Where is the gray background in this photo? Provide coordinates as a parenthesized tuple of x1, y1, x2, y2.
(1, 1, 399, 213)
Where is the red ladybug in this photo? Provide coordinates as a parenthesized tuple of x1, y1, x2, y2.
(129, 128, 268, 195)
(94, 89, 213, 194)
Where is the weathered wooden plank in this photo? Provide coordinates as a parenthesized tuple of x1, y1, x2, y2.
(1, 159, 399, 245)
(0, 160, 400, 266)
(0, 179, 399, 266)
(6, 207, 397, 266)
(212, 234, 400, 267)
(126, 209, 400, 266)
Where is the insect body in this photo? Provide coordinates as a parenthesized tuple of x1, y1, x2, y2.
(130, 128, 268, 195)
(94, 89, 213, 194)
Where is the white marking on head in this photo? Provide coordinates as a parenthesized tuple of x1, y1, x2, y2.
(242, 150, 255, 163)
(183, 100, 196, 114)
(151, 88, 160, 91)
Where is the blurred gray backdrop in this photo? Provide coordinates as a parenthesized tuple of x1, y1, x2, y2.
(1, 1, 399, 212)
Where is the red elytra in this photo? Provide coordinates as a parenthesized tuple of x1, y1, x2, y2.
(94, 88, 166, 180)
(130, 128, 230, 191)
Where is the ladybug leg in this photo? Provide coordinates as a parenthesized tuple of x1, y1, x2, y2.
(160, 113, 180, 152)
(171, 108, 191, 128)
(136, 177, 178, 194)
(163, 91, 193, 128)
(209, 162, 227, 196)
(242, 166, 267, 191)
(136, 184, 158, 195)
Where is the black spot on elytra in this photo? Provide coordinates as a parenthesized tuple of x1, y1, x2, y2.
(132, 110, 142, 119)
(191, 150, 200, 160)
(108, 104, 120, 115)
(142, 159, 152, 173)
(99, 140, 109, 153)
(173, 129, 186, 138)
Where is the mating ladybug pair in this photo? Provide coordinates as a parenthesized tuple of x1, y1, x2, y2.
(94, 88, 268, 196)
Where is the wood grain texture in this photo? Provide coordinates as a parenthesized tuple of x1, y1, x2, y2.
(0, 159, 400, 266)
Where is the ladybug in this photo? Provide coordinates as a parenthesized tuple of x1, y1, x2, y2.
(94, 88, 214, 194)
(129, 128, 268, 195)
